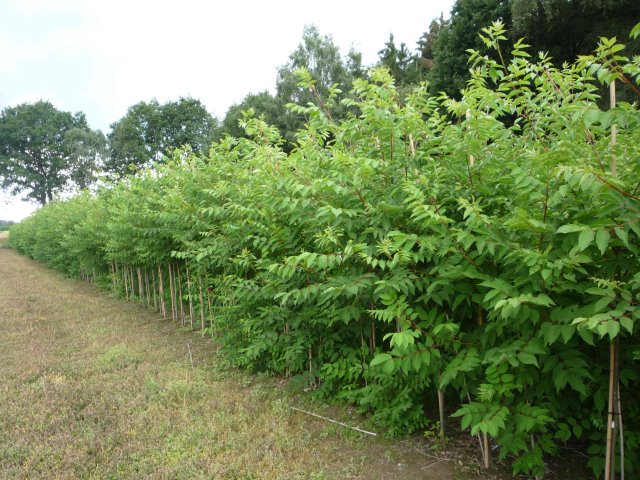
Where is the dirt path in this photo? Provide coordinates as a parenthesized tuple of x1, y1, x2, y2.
(0, 244, 498, 479)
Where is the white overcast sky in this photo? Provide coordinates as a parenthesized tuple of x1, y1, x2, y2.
(1, 0, 455, 221)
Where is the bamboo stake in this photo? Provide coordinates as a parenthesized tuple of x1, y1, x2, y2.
(604, 80, 623, 480)
(176, 263, 185, 326)
(137, 267, 143, 301)
(123, 265, 129, 299)
(198, 276, 205, 333)
(145, 270, 151, 306)
(605, 338, 619, 480)
(169, 263, 176, 322)
(158, 265, 166, 318)
(438, 389, 446, 441)
(610, 81, 617, 177)
(152, 268, 158, 310)
(617, 378, 625, 480)
(206, 286, 213, 336)
(129, 266, 135, 298)
(467, 109, 475, 167)
(186, 265, 194, 328)
(475, 305, 490, 468)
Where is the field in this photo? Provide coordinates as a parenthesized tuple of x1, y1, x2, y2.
(0, 244, 504, 479)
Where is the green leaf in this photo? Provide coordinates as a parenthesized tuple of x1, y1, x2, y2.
(517, 351, 538, 366)
(577, 229, 594, 251)
(595, 230, 610, 255)
(620, 316, 633, 334)
(614, 227, 629, 247)
(370, 353, 392, 367)
(556, 224, 587, 234)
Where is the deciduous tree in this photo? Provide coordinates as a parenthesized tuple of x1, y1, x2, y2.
(0, 101, 93, 205)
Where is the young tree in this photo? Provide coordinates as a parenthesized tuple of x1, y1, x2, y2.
(0, 101, 92, 205)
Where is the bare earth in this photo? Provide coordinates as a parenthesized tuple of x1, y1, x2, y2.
(0, 242, 504, 479)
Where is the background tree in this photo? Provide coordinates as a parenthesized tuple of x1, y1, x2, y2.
(216, 91, 285, 140)
(425, 0, 640, 99)
(275, 25, 364, 144)
(106, 100, 162, 176)
(159, 97, 218, 154)
(417, 14, 448, 71)
(0, 101, 93, 205)
(377, 34, 426, 88)
(428, 0, 512, 97)
(64, 127, 106, 190)
(106, 97, 216, 177)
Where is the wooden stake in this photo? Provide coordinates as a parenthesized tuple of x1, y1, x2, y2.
(438, 388, 446, 441)
(605, 338, 619, 480)
(198, 276, 205, 333)
(168, 263, 176, 322)
(136, 267, 143, 301)
(186, 265, 194, 328)
(176, 263, 185, 326)
(604, 80, 623, 480)
(158, 265, 166, 318)
(145, 270, 151, 306)
(610, 81, 617, 177)
(129, 266, 135, 298)
(123, 265, 129, 299)
(152, 268, 158, 310)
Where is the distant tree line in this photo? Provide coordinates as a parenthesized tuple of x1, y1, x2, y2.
(1, 0, 638, 205)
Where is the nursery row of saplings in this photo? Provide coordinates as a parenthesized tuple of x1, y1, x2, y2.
(10, 33, 640, 479)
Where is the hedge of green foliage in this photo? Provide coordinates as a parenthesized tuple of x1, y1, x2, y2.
(11, 24, 640, 477)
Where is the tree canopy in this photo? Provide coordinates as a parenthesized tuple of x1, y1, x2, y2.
(0, 101, 95, 205)
(106, 97, 217, 176)
(426, 0, 640, 98)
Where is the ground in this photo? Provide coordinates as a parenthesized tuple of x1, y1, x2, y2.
(0, 233, 518, 479)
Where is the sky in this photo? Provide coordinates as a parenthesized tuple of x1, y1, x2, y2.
(0, 0, 455, 222)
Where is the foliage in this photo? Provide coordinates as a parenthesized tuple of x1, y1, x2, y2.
(0, 220, 15, 231)
(428, 0, 512, 97)
(0, 101, 94, 204)
(274, 25, 364, 145)
(426, 0, 640, 100)
(10, 24, 640, 477)
(215, 91, 285, 141)
(64, 127, 107, 190)
(377, 34, 426, 88)
(106, 97, 217, 176)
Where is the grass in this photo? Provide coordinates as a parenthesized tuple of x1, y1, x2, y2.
(0, 245, 520, 479)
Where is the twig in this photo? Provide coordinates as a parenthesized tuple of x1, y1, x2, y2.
(422, 458, 447, 470)
(290, 406, 377, 436)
